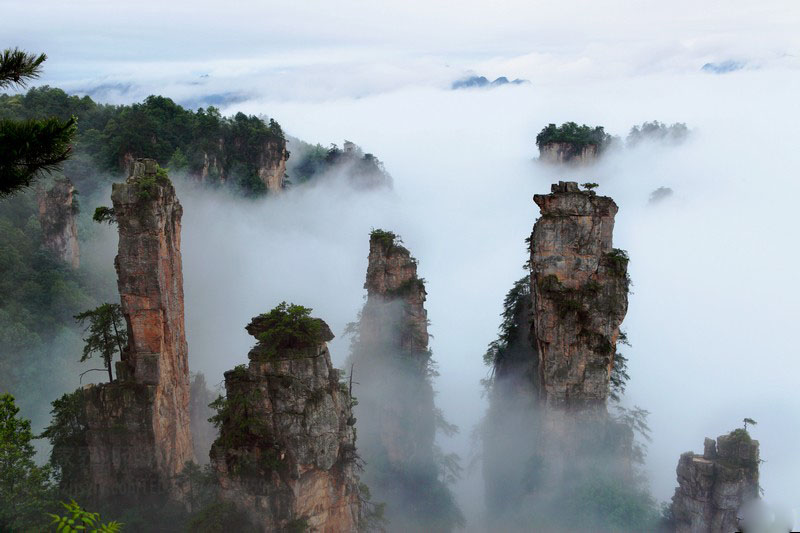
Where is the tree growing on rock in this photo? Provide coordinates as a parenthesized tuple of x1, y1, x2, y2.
(74, 303, 127, 383)
(0, 394, 54, 530)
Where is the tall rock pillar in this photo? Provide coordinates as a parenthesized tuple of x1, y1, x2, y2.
(75, 159, 193, 505)
(37, 177, 80, 268)
(530, 180, 629, 408)
(670, 430, 760, 533)
(210, 305, 363, 531)
(349, 230, 462, 531)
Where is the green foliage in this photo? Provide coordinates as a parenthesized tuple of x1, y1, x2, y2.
(0, 115, 78, 197)
(560, 476, 659, 531)
(41, 390, 88, 489)
(0, 48, 47, 89)
(287, 139, 390, 187)
(483, 276, 530, 367)
(0, 87, 287, 197)
(48, 500, 123, 532)
(185, 501, 256, 533)
(74, 303, 127, 382)
(743, 417, 757, 430)
(208, 380, 271, 454)
(581, 182, 599, 190)
(535, 122, 611, 150)
(253, 302, 324, 357)
(0, 394, 55, 531)
(92, 206, 116, 225)
(604, 248, 631, 283)
(627, 121, 689, 146)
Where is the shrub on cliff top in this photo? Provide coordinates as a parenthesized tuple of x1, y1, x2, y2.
(536, 122, 611, 150)
(250, 302, 327, 357)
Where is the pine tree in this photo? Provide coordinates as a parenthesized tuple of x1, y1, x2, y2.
(0, 394, 54, 530)
(0, 48, 77, 197)
(74, 303, 128, 383)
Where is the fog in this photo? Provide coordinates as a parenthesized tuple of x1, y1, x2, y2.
(118, 65, 787, 529)
(5, 0, 800, 528)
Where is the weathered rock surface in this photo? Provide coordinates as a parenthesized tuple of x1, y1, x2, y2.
(255, 138, 288, 193)
(211, 312, 362, 532)
(349, 231, 462, 530)
(671, 430, 760, 533)
(530, 181, 629, 409)
(538, 141, 598, 164)
(70, 159, 193, 503)
(37, 178, 80, 268)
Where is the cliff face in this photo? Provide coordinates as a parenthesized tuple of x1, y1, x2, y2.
(483, 182, 633, 523)
(210, 308, 362, 532)
(530, 181, 628, 409)
(671, 431, 760, 533)
(76, 159, 193, 503)
(37, 178, 80, 268)
(538, 142, 598, 165)
(255, 138, 288, 193)
(349, 231, 462, 531)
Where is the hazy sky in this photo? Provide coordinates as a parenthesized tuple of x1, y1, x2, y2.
(6, 1, 800, 528)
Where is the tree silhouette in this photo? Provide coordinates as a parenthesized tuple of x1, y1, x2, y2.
(74, 303, 127, 383)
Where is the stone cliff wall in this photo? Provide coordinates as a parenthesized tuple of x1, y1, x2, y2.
(210, 310, 362, 531)
(349, 230, 462, 530)
(671, 430, 760, 533)
(530, 181, 628, 409)
(77, 159, 193, 503)
(256, 138, 288, 193)
(538, 142, 598, 165)
(37, 178, 80, 269)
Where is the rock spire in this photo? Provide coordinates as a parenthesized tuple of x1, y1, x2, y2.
(210, 304, 363, 531)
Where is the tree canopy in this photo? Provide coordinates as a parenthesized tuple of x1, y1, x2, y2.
(535, 122, 611, 150)
(0, 49, 77, 197)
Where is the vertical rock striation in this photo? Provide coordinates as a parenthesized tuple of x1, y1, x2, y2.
(349, 230, 462, 531)
(538, 142, 598, 165)
(37, 177, 80, 268)
(255, 138, 288, 193)
(483, 182, 634, 524)
(530, 181, 629, 409)
(64, 159, 193, 505)
(210, 305, 362, 531)
(670, 430, 760, 533)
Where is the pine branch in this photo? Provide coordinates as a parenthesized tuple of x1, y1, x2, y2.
(0, 48, 47, 89)
(0, 116, 77, 196)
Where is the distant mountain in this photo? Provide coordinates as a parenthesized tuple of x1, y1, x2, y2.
(701, 60, 746, 74)
(451, 75, 528, 90)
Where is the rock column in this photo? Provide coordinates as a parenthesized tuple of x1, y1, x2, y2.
(37, 177, 80, 268)
(211, 309, 362, 531)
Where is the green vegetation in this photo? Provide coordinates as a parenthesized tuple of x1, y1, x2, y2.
(627, 121, 689, 147)
(288, 139, 390, 187)
(132, 163, 171, 200)
(0, 49, 77, 197)
(0, 87, 286, 197)
(535, 122, 611, 150)
(48, 499, 123, 532)
(74, 303, 127, 383)
(743, 417, 757, 431)
(251, 302, 325, 358)
(483, 276, 530, 368)
(0, 394, 55, 531)
(41, 390, 88, 490)
(92, 206, 116, 224)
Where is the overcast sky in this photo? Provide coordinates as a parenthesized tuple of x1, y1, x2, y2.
(6, 1, 800, 528)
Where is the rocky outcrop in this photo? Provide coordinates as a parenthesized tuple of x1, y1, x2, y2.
(210, 305, 362, 531)
(68, 159, 193, 504)
(530, 181, 629, 409)
(256, 138, 288, 193)
(482, 182, 634, 523)
(37, 178, 80, 268)
(349, 230, 462, 531)
(670, 430, 760, 533)
(538, 142, 598, 164)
